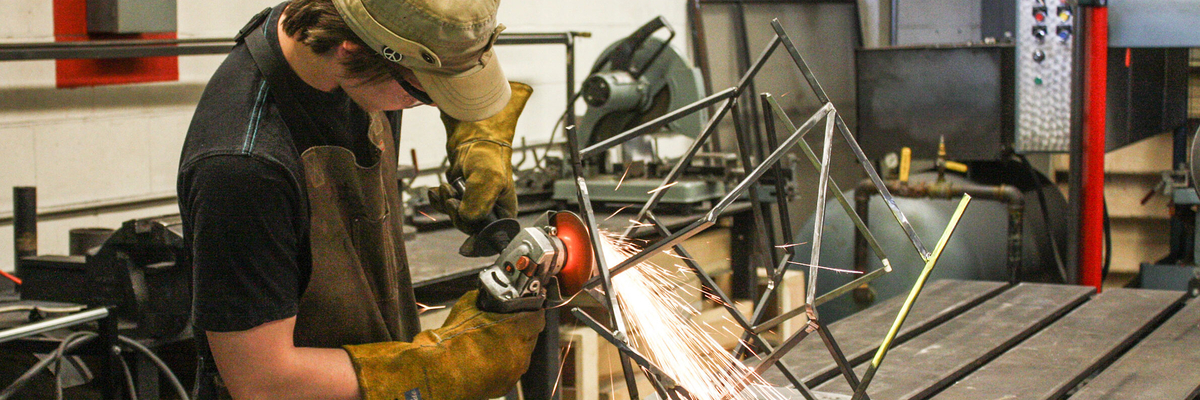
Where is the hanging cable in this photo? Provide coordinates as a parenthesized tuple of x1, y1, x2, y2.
(1016, 154, 1070, 283)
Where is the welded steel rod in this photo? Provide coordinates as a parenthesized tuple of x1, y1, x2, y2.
(764, 95, 889, 263)
(621, 35, 783, 240)
(751, 265, 891, 335)
(639, 213, 815, 393)
(761, 93, 796, 263)
(572, 308, 685, 398)
(851, 195, 973, 400)
(751, 319, 818, 377)
(709, 104, 833, 219)
(563, 124, 640, 399)
(817, 322, 864, 392)
(770, 19, 932, 261)
(599, 103, 832, 285)
(806, 110, 838, 306)
(730, 100, 776, 280)
(580, 87, 737, 158)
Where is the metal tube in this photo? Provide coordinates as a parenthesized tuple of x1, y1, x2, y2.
(762, 94, 795, 261)
(621, 35, 781, 240)
(580, 87, 736, 158)
(851, 195, 972, 400)
(806, 110, 838, 306)
(771, 19, 932, 261)
(730, 100, 775, 279)
(640, 214, 813, 392)
(708, 104, 833, 218)
(0, 308, 109, 344)
(853, 179, 1026, 283)
(13, 187, 36, 276)
(752, 265, 891, 335)
(764, 96, 889, 265)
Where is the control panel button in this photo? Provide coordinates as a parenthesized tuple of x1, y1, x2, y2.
(1033, 5, 1048, 22)
(1057, 25, 1072, 42)
(1033, 50, 1046, 63)
(1057, 6, 1072, 22)
(1033, 25, 1048, 41)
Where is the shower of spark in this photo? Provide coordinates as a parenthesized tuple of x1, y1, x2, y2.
(601, 232, 785, 400)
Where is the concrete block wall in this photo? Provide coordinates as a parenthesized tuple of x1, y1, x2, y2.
(0, 0, 686, 273)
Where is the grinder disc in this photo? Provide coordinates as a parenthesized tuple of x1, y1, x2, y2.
(552, 211, 595, 296)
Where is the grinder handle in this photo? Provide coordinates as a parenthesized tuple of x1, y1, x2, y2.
(450, 177, 501, 224)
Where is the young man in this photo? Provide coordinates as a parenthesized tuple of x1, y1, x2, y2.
(177, 0, 543, 398)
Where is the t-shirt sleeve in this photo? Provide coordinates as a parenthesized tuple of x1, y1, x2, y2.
(180, 155, 305, 333)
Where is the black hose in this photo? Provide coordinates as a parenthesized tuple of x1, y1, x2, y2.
(0, 332, 96, 400)
(1016, 154, 1070, 283)
(1103, 195, 1112, 282)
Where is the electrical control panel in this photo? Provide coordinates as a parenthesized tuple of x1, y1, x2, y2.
(1015, 0, 1075, 153)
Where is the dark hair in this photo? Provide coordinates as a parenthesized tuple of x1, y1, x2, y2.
(281, 0, 403, 83)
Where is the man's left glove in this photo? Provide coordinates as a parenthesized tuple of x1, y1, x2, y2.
(429, 82, 533, 234)
(344, 290, 545, 400)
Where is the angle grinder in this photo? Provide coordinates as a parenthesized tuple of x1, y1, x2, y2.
(448, 179, 597, 313)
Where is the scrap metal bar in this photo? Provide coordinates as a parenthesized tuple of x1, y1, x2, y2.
(751, 265, 891, 335)
(851, 195, 973, 400)
(806, 110, 838, 306)
(763, 95, 889, 263)
(770, 19, 932, 261)
(621, 35, 783, 239)
(581, 87, 737, 158)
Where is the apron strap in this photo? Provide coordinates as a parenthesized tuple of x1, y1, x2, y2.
(242, 6, 322, 151)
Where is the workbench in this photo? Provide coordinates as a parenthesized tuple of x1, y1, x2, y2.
(758, 280, 1199, 400)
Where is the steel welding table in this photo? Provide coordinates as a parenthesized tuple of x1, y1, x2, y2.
(758, 279, 1199, 400)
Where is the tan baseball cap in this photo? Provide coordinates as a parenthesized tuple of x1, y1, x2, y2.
(332, 0, 512, 121)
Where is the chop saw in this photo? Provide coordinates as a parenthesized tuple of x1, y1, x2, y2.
(552, 16, 727, 208)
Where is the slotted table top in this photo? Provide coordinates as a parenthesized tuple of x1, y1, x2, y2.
(759, 280, 1194, 400)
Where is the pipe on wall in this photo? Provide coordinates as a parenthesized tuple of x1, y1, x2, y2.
(854, 179, 1025, 283)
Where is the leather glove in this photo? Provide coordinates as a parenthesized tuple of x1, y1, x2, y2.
(344, 290, 545, 400)
(429, 82, 533, 234)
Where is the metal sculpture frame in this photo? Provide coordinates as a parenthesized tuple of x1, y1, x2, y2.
(559, 18, 971, 400)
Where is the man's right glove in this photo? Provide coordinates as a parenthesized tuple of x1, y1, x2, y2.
(343, 290, 545, 400)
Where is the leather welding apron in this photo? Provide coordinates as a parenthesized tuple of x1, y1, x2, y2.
(239, 5, 421, 348)
(292, 113, 422, 347)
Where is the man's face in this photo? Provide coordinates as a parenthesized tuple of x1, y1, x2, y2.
(341, 69, 430, 112)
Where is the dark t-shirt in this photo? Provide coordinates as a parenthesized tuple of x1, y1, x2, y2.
(177, 3, 374, 396)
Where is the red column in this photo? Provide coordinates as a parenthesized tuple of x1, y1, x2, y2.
(1080, 6, 1107, 291)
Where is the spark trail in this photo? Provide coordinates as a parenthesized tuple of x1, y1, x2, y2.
(602, 233, 785, 400)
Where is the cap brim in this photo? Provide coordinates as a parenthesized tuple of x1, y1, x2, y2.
(414, 49, 511, 122)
